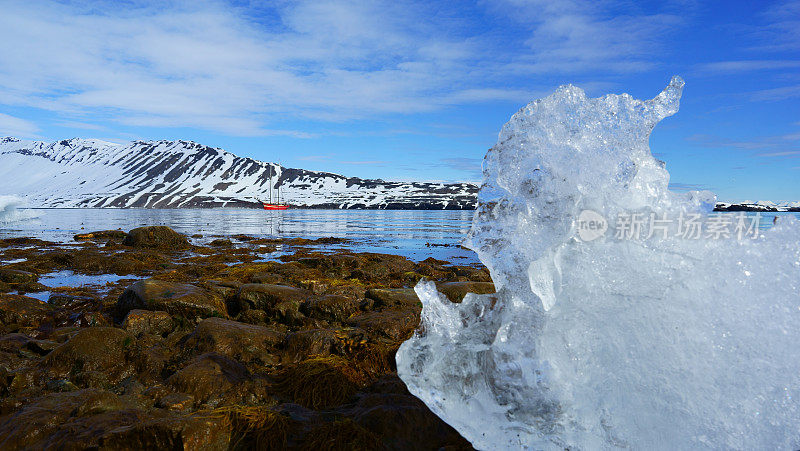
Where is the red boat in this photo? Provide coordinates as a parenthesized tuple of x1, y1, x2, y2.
(261, 168, 289, 210)
(262, 202, 288, 210)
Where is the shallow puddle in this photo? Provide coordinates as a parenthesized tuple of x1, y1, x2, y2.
(38, 270, 143, 288)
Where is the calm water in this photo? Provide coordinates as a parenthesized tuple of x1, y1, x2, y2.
(1, 208, 480, 264)
(2, 209, 797, 265)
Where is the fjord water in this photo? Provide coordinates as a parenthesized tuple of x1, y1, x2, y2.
(397, 77, 800, 449)
(0, 208, 478, 264)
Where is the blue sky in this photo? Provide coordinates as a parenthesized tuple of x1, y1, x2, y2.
(0, 0, 797, 202)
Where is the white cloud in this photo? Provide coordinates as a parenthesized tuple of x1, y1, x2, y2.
(0, 0, 682, 136)
(687, 133, 800, 160)
(755, 0, 800, 51)
(749, 84, 800, 102)
(696, 60, 800, 74)
(0, 113, 39, 138)
(486, 0, 682, 74)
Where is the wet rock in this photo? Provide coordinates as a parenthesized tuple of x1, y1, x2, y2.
(156, 392, 195, 411)
(0, 294, 52, 332)
(122, 309, 173, 336)
(234, 284, 311, 324)
(236, 308, 269, 325)
(435, 281, 495, 303)
(209, 238, 232, 247)
(0, 388, 136, 449)
(301, 418, 381, 450)
(0, 269, 38, 284)
(73, 230, 127, 241)
(236, 283, 312, 310)
(326, 283, 367, 300)
(273, 356, 365, 409)
(347, 310, 418, 341)
(0, 333, 58, 357)
(46, 378, 79, 392)
(365, 288, 420, 309)
(284, 329, 339, 361)
(185, 317, 283, 365)
(48, 293, 96, 308)
(122, 226, 189, 250)
(166, 352, 250, 404)
(314, 237, 349, 244)
(99, 414, 231, 450)
(301, 294, 360, 322)
(350, 376, 472, 450)
(249, 272, 282, 284)
(358, 254, 416, 280)
(115, 279, 227, 322)
(298, 279, 330, 294)
(0, 237, 53, 247)
(39, 326, 137, 387)
(453, 266, 492, 282)
(206, 279, 240, 299)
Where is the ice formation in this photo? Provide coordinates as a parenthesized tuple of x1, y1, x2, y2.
(396, 76, 800, 449)
(0, 195, 33, 224)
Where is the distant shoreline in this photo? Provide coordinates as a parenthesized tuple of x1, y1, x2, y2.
(713, 203, 800, 213)
(12, 203, 800, 212)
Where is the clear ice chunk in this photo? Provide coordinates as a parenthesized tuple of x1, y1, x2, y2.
(396, 77, 800, 449)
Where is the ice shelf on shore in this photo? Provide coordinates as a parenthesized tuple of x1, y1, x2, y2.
(396, 76, 800, 449)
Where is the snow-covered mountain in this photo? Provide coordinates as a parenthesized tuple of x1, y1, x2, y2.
(714, 201, 800, 212)
(0, 137, 477, 209)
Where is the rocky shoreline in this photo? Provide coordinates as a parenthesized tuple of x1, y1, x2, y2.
(0, 226, 492, 449)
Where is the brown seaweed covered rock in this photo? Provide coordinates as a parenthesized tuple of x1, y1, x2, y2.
(365, 288, 420, 309)
(121, 309, 174, 336)
(166, 353, 251, 405)
(0, 294, 53, 333)
(184, 317, 283, 365)
(115, 279, 226, 322)
(122, 226, 189, 250)
(73, 230, 127, 241)
(435, 281, 495, 303)
(38, 327, 137, 387)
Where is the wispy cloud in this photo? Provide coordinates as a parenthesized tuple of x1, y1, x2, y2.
(757, 150, 800, 157)
(687, 133, 800, 159)
(0, 0, 684, 137)
(341, 160, 388, 165)
(748, 84, 800, 102)
(438, 157, 483, 180)
(488, 0, 683, 74)
(0, 112, 39, 138)
(53, 120, 106, 131)
(669, 182, 710, 192)
(695, 60, 800, 75)
(753, 0, 800, 52)
(298, 155, 334, 162)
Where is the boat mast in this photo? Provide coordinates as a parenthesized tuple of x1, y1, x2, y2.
(269, 166, 273, 204)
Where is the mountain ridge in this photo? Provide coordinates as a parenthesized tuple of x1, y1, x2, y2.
(0, 137, 478, 209)
(1, 137, 797, 212)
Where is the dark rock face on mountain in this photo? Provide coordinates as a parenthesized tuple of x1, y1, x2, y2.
(0, 137, 478, 209)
